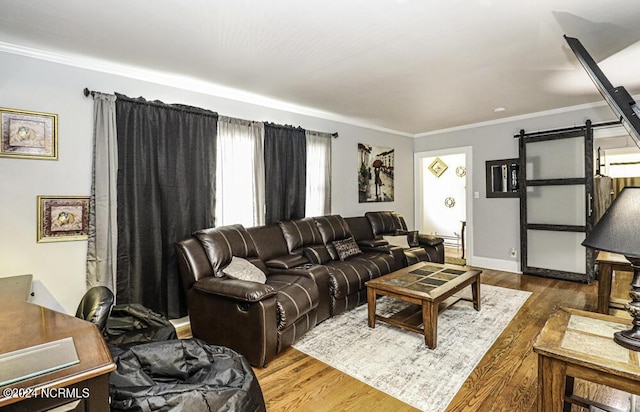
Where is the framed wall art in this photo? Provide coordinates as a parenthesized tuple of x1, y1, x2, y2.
(428, 157, 448, 177)
(358, 143, 394, 202)
(0, 107, 58, 159)
(37, 196, 90, 242)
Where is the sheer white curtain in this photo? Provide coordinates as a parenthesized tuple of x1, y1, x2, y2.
(216, 116, 265, 227)
(305, 130, 332, 217)
(86, 92, 118, 291)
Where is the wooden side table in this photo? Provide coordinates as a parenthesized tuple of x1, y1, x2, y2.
(533, 307, 640, 411)
(596, 251, 632, 314)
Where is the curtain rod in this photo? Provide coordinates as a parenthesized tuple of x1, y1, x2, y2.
(83, 87, 338, 137)
(309, 130, 339, 138)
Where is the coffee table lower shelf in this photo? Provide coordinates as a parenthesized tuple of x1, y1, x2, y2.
(370, 295, 473, 335)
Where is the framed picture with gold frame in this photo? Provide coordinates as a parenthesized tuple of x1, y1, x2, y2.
(428, 157, 448, 177)
(0, 107, 58, 159)
(37, 196, 90, 242)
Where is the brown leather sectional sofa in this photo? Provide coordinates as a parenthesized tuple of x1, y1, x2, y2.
(175, 211, 444, 367)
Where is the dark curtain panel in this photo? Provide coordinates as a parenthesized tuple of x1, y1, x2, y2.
(115, 94, 217, 318)
(264, 123, 306, 224)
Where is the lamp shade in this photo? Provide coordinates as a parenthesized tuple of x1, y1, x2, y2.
(582, 187, 640, 258)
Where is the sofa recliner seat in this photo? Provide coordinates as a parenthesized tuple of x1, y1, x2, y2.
(276, 215, 399, 316)
(309, 215, 398, 315)
(175, 212, 444, 367)
(176, 224, 320, 367)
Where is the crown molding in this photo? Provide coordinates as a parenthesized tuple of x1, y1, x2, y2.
(412, 100, 617, 138)
(4, 41, 632, 140)
(0, 41, 413, 138)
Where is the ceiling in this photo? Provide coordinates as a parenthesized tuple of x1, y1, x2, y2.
(1, 0, 640, 136)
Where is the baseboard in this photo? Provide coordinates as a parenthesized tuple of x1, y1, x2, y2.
(469, 256, 521, 273)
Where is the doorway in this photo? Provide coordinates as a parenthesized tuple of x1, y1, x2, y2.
(414, 146, 473, 265)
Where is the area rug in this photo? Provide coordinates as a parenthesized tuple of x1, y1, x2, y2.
(293, 284, 531, 411)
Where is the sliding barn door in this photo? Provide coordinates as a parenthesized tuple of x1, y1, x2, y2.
(519, 123, 594, 282)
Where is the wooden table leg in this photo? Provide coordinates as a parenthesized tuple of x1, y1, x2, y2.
(597, 262, 613, 314)
(472, 279, 481, 311)
(423, 301, 439, 349)
(537, 354, 567, 412)
(367, 287, 376, 328)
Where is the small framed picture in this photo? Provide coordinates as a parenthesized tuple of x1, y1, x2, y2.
(428, 157, 448, 177)
(37, 196, 90, 242)
(0, 107, 58, 159)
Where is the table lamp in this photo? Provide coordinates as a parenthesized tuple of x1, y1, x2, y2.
(582, 186, 640, 350)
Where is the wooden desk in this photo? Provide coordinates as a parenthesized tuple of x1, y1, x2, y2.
(533, 307, 640, 412)
(596, 251, 632, 314)
(0, 275, 115, 411)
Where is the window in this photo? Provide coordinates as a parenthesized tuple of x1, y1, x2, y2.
(215, 117, 265, 227)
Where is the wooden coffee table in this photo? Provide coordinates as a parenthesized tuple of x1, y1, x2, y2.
(366, 262, 482, 349)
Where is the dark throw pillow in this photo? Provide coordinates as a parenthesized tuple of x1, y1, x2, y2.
(332, 237, 362, 261)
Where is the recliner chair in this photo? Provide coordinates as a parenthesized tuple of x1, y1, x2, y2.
(75, 285, 115, 333)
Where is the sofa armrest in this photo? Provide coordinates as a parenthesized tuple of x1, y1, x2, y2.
(358, 243, 404, 271)
(387, 245, 406, 270)
(416, 234, 445, 264)
(277, 264, 332, 323)
(193, 277, 277, 302)
(265, 254, 308, 269)
(418, 234, 444, 247)
(357, 238, 388, 248)
(187, 283, 278, 367)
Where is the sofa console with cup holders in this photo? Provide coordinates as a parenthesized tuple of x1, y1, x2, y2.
(175, 211, 444, 367)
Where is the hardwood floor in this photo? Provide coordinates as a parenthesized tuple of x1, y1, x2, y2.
(253, 268, 637, 412)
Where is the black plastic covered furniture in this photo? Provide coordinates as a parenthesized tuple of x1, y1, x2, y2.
(75, 285, 114, 333)
(105, 303, 177, 347)
(109, 338, 266, 412)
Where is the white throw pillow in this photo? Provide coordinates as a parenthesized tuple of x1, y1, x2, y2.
(223, 256, 267, 284)
(382, 235, 410, 249)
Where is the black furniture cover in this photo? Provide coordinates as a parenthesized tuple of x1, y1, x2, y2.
(109, 339, 266, 412)
(104, 303, 177, 347)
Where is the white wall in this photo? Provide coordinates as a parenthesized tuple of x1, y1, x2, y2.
(0, 51, 413, 314)
(414, 105, 622, 272)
